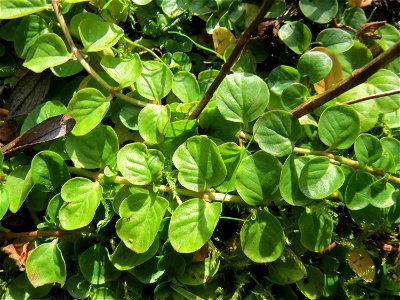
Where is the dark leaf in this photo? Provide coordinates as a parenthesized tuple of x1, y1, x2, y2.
(8, 70, 51, 118)
(2, 114, 75, 159)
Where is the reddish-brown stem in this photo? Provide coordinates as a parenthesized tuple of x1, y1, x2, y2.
(188, 0, 277, 120)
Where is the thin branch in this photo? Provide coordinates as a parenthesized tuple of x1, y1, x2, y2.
(0, 230, 63, 240)
(188, 0, 277, 120)
(67, 167, 287, 206)
(51, 0, 148, 108)
(293, 147, 400, 185)
(342, 88, 400, 106)
(291, 40, 400, 118)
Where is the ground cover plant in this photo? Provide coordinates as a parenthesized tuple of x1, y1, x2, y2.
(0, 0, 399, 299)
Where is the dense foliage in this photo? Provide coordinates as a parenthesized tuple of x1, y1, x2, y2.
(0, 0, 399, 299)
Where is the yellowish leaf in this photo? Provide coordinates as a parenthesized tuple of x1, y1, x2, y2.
(212, 27, 237, 56)
(347, 249, 376, 282)
(312, 47, 343, 94)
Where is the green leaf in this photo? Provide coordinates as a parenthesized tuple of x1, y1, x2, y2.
(253, 110, 302, 157)
(298, 207, 333, 252)
(138, 104, 170, 145)
(280, 155, 313, 206)
(299, 157, 345, 199)
(342, 7, 367, 30)
(111, 239, 159, 270)
(0, 186, 9, 221)
(240, 209, 284, 263)
(297, 51, 332, 84)
(316, 28, 353, 53)
(336, 40, 372, 78)
(21, 100, 67, 133)
(65, 125, 119, 169)
(23, 33, 71, 73)
(299, 0, 338, 24)
(169, 199, 222, 253)
(267, 248, 307, 285)
(31, 151, 70, 192)
(345, 172, 376, 210)
(236, 151, 282, 206)
(59, 177, 102, 230)
(0, 0, 51, 19)
(172, 136, 226, 192)
(51, 59, 84, 77)
(116, 193, 169, 253)
(380, 137, 400, 171)
(281, 83, 309, 110)
(66, 275, 90, 300)
(318, 105, 360, 149)
(177, 256, 220, 286)
(70, 12, 103, 39)
(161, 0, 187, 18)
(278, 22, 312, 55)
(117, 143, 164, 185)
(172, 71, 201, 102)
(14, 15, 49, 58)
(296, 265, 324, 299)
(367, 177, 395, 208)
(79, 244, 121, 285)
(79, 19, 123, 52)
(67, 88, 111, 136)
(119, 104, 142, 130)
(354, 134, 383, 168)
(135, 61, 173, 101)
(216, 143, 248, 193)
(26, 240, 66, 287)
(215, 72, 269, 124)
(100, 54, 142, 88)
(132, 0, 153, 5)
(5, 165, 34, 213)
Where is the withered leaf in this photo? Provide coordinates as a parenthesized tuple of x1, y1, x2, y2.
(1, 114, 75, 160)
(8, 70, 51, 118)
(1, 241, 30, 271)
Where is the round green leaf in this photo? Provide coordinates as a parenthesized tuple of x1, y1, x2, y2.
(66, 125, 119, 169)
(59, 177, 102, 230)
(298, 207, 333, 252)
(172, 71, 201, 102)
(119, 104, 142, 130)
(299, 0, 338, 24)
(215, 73, 269, 124)
(0, 186, 9, 221)
(138, 104, 170, 145)
(336, 40, 372, 78)
(281, 83, 308, 110)
(111, 239, 159, 270)
(236, 151, 282, 206)
(280, 155, 313, 206)
(240, 209, 284, 263)
(135, 61, 173, 101)
(161, 0, 187, 18)
(100, 54, 142, 88)
(14, 15, 49, 58)
(31, 151, 70, 192)
(267, 248, 307, 285)
(70, 12, 103, 38)
(316, 28, 353, 53)
(299, 157, 345, 199)
(172, 136, 227, 192)
(78, 244, 121, 285)
(297, 51, 332, 84)
(5, 165, 34, 213)
(381, 137, 400, 171)
(253, 110, 302, 157)
(23, 33, 71, 73)
(26, 240, 66, 288)
(169, 199, 222, 253)
(216, 143, 248, 193)
(367, 177, 395, 208)
(343, 7, 367, 30)
(117, 143, 164, 185)
(66, 275, 90, 300)
(128, 257, 165, 284)
(0, 0, 51, 19)
(116, 193, 168, 253)
(79, 19, 123, 52)
(345, 172, 375, 210)
(318, 105, 360, 149)
(177, 256, 220, 286)
(296, 265, 324, 299)
(67, 88, 111, 136)
(278, 22, 312, 54)
(354, 134, 383, 168)
(132, 0, 152, 5)
(51, 59, 84, 77)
